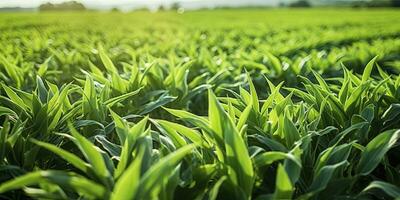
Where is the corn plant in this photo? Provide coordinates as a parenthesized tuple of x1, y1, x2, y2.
(1, 9, 400, 200)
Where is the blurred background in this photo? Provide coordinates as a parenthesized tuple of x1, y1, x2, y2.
(0, 0, 399, 12)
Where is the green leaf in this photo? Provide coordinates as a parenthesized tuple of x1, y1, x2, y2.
(282, 112, 300, 147)
(109, 109, 130, 144)
(0, 171, 42, 193)
(155, 119, 209, 148)
(360, 181, 400, 199)
(312, 70, 331, 92)
(98, 44, 118, 74)
(254, 151, 300, 169)
(154, 119, 187, 148)
(357, 130, 400, 175)
(272, 164, 293, 200)
(362, 56, 378, 83)
(265, 52, 282, 75)
(1, 84, 29, 111)
(208, 176, 227, 200)
(37, 56, 51, 76)
(136, 144, 195, 199)
(261, 81, 284, 115)
(0, 171, 107, 198)
(237, 102, 253, 133)
(111, 149, 144, 200)
(139, 93, 176, 115)
(302, 161, 349, 198)
(0, 54, 22, 88)
(314, 143, 353, 177)
(68, 122, 112, 187)
(104, 87, 142, 107)
(31, 139, 90, 173)
(283, 145, 302, 184)
(114, 116, 148, 179)
(0, 118, 10, 163)
(247, 72, 259, 112)
(208, 90, 254, 198)
(82, 75, 99, 120)
(164, 107, 214, 136)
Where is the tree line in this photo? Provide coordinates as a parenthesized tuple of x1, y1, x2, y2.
(37, 0, 400, 12)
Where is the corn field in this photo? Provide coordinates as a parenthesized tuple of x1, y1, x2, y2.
(0, 9, 400, 200)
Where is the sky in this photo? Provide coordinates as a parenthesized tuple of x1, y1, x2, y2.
(0, 0, 284, 9)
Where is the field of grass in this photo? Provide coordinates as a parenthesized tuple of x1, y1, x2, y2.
(0, 8, 400, 199)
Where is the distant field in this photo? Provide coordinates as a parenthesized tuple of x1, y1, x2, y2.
(0, 9, 399, 84)
(0, 9, 400, 200)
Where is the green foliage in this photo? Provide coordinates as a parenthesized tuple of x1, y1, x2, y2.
(0, 9, 400, 200)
